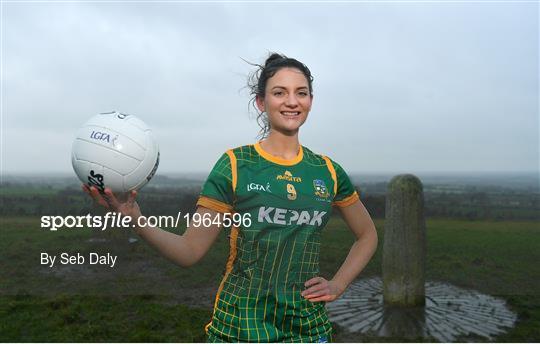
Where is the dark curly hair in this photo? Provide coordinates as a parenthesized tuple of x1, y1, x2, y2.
(247, 53, 314, 139)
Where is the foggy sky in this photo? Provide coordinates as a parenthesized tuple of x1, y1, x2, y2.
(2, 2, 538, 175)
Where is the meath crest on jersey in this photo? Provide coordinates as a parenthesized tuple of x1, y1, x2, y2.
(313, 179, 330, 199)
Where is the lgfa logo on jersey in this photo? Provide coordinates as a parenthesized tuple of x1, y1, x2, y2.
(276, 170, 302, 183)
(247, 182, 271, 193)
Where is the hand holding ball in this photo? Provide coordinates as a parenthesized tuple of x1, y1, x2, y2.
(71, 111, 159, 194)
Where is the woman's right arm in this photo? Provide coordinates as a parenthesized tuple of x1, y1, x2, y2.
(84, 185, 223, 267)
(135, 206, 223, 267)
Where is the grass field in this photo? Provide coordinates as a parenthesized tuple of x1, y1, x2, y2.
(0, 216, 539, 342)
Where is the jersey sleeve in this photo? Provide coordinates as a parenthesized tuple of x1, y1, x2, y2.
(196, 153, 234, 213)
(331, 159, 360, 208)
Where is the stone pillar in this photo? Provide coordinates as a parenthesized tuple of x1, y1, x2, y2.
(383, 174, 426, 307)
(379, 306, 426, 339)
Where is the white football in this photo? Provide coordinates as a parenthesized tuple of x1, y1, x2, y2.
(71, 111, 159, 193)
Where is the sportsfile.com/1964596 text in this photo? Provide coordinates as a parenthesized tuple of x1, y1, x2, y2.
(40, 212, 252, 231)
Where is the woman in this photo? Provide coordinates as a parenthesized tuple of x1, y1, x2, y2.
(84, 53, 378, 342)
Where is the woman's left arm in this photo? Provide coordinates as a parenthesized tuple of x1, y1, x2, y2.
(302, 200, 378, 302)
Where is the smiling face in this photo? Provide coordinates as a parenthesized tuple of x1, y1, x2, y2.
(256, 67, 313, 136)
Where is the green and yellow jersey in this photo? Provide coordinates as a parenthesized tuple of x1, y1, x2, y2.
(197, 142, 359, 342)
